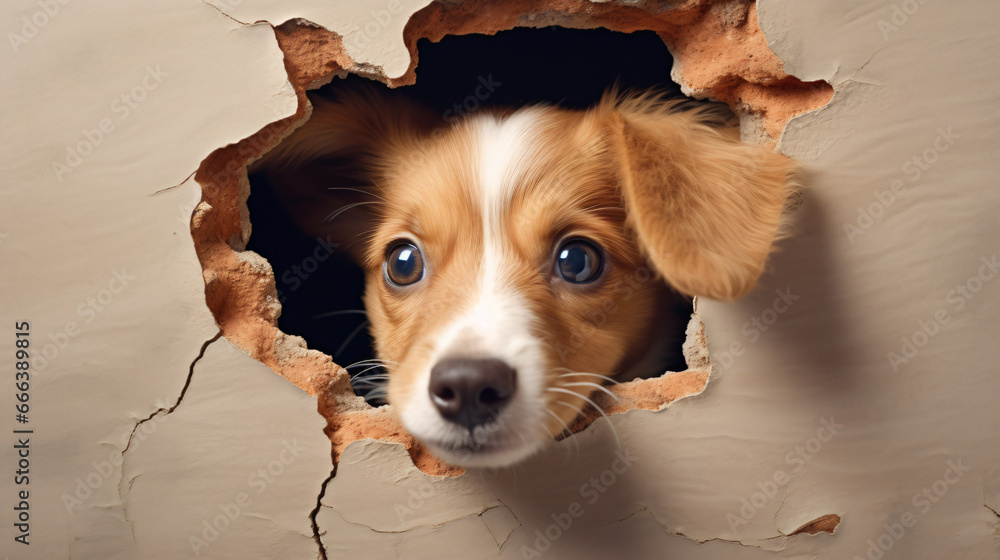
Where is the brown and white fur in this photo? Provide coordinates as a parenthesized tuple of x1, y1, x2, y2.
(253, 82, 795, 468)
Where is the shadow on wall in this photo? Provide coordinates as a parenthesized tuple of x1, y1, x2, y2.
(246, 26, 699, 399)
(728, 180, 867, 397)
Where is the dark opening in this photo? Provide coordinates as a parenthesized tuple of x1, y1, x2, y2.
(247, 27, 697, 404)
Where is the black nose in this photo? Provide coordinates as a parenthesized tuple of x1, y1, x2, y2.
(429, 358, 517, 430)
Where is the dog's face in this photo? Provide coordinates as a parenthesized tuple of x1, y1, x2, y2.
(361, 108, 663, 465)
(257, 86, 794, 467)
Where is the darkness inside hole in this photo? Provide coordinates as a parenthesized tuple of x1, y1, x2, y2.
(247, 27, 699, 404)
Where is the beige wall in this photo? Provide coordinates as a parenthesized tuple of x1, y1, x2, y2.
(1, 1, 997, 558)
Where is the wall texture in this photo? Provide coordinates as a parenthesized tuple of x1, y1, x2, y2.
(1, 1, 997, 559)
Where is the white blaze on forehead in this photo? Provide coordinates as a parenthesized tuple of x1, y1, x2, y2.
(474, 109, 548, 229)
(432, 108, 550, 358)
(473, 108, 549, 298)
(397, 110, 554, 465)
(469, 109, 549, 352)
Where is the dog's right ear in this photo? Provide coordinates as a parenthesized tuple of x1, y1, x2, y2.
(604, 93, 797, 301)
(250, 83, 438, 262)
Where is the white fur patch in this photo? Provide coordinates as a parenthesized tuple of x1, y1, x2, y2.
(398, 110, 553, 467)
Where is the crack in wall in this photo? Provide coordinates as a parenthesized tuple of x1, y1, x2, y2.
(325, 503, 504, 536)
(981, 483, 1000, 524)
(200, 0, 252, 26)
(612, 505, 782, 549)
(116, 331, 223, 536)
(621, 503, 839, 549)
(481, 499, 521, 551)
(150, 170, 196, 197)
(838, 49, 882, 87)
(310, 464, 336, 560)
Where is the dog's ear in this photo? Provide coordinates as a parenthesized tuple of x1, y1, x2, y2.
(250, 83, 438, 262)
(604, 94, 797, 300)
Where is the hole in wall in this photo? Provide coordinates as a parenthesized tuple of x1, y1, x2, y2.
(245, 27, 697, 405)
(191, 0, 834, 476)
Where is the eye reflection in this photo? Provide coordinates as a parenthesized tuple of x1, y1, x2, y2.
(385, 242, 424, 286)
(555, 239, 603, 284)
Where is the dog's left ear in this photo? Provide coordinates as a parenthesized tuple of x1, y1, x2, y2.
(605, 97, 797, 300)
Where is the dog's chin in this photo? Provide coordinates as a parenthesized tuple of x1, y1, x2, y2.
(423, 436, 546, 468)
(403, 412, 550, 468)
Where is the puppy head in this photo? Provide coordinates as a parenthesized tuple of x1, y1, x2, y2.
(256, 85, 794, 467)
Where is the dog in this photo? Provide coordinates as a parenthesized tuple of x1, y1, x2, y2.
(252, 82, 795, 467)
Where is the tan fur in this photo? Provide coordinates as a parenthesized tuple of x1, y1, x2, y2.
(602, 92, 796, 300)
(254, 83, 796, 460)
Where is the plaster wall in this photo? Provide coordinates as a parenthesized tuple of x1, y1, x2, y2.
(1, 1, 997, 559)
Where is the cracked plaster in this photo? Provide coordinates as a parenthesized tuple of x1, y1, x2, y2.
(2, 0, 999, 559)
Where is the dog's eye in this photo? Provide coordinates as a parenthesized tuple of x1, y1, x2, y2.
(384, 242, 425, 286)
(555, 239, 603, 284)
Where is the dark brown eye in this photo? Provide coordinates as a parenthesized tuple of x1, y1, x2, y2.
(555, 239, 603, 284)
(384, 242, 424, 286)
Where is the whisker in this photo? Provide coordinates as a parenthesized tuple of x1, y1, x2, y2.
(314, 309, 368, 319)
(545, 399, 580, 460)
(325, 187, 388, 202)
(351, 375, 389, 386)
(352, 381, 389, 389)
(345, 221, 393, 254)
(549, 388, 621, 449)
(353, 386, 384, 394)
(344, 236, 367, 254)
(334, 320, 369, 359)
(353, 380, 388, 389)
(512, 426, 531, 449)
(557, 372, 619, 385)
(342, 358, 396, 367)
(350, 364, 387, 378)
(353, 376, 389, 382)
(324, 200, 381, 224)
(562, 381, 619, 401)
(544, 406, 581, 461)
(544, 408, 572, 439)
(342, 358, 397, 370)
